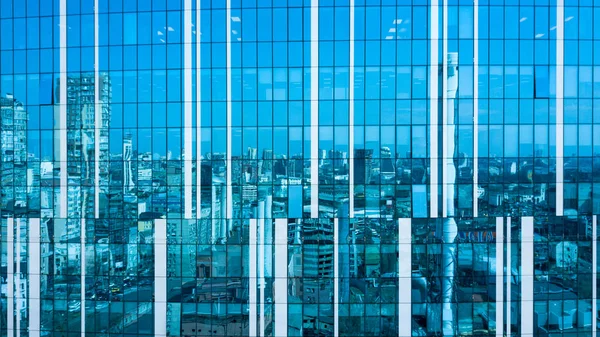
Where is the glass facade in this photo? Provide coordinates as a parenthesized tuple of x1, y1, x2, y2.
(0, 0, 599, 336)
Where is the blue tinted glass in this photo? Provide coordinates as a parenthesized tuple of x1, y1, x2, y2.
(0, 2, 596, 337)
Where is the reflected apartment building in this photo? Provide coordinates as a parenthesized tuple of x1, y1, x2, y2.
(1, 1, 599, 337)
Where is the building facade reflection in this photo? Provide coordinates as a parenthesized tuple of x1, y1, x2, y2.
(0, 1, 598, 337)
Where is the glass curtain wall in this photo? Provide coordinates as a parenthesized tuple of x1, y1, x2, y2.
(0, 1, 599, 337)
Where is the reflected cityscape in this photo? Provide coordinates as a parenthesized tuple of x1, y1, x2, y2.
(1, 1, 600, 337)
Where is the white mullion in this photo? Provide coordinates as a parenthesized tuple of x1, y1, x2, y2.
(16, 219, 22, 337)
(80, 219, 86, 337)
(521, 217, 534, 335)
(349, 0, 354, 219)
(7, 218, 14, 337)
(473, 0, 479, 217)
(442, 0, 448, 218)
(506, 216, 511, 336)
(59, 0, 67, 219)
(556, 0, 564, 216)
(274, 219, 288, 337)
(226, 0, 233, 234)
(184, 0, 193, 219)
(334, 218, 339, 337)
(258, 202, 265, 337)
(154, 219, 167, 337)
(430, 0, 439, 218)
(94, 0, 100, 219)
(196, 0, 202, 219)
(398, 218, 412, 337)
(29, 218, 41, 337)
(593, 215, 597, 336)
(495, 217, 503, 337)
(249, 219, 258, 337)
(348, 1, 358, 289)
(310, 0, 319, 218)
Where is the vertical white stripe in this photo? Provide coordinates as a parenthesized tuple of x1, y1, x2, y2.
(94, 0, 100, 219)
(274, 219, 288, 337)
(310, 0, 319, 218)
(473, 0, 479, 218)
(521, 217, 534, 336)
(226, 0, 233, 232)
(398, 218, 412, 337)
(196, 0, 202, 219)
(556, 0, 564, 217)
(59, 0, 67, 219)
(154, 218, 167, 337)
(258, 203, 265, 337)
(184, 0, 193, 219)
(249, 218, 258, 337)
(80, 219, 86, 337)
(29, 218, 41, 337)
(348, 0, 354, 219)
(15, 219, 21, 337)
(264, 197, 273, 278)
(333, 218, 339, 337)
(441, 0, 448, 218)
(506, 216, 511, 336)
(430, 0, 439, 218)
(593, 215, 597, 336)
(495, 217, 503, 337)
(7, 218, 14, 337)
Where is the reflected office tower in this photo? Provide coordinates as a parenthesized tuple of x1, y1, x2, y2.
(54, 73, 112, 220)
(319, 149, 327, 167)
(123, 133, 134, 192)
(247, 147, 258, 160)
(328, 150, 347, 173)
(303, 219, 335, 278)
(0, 93, 28, 212)
(261, 149, 274, 175)
(338, 203, 350, 303)
(272, 155, 287, 177)
(197, 162, 213, 244)
(211, 179, 227, 243)
(380, 146, 395, 180)
(354, 149, 373, 185)
(289, 154, 304, 178)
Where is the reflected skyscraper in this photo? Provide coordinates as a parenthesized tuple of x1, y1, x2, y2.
(0, 94, 28, 212)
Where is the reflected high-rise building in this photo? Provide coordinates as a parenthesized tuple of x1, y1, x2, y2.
(354, 149, 373, 185)
(53, 73, 112, 220)
(380, 146, 395, 179)
(0, 94, 28, 212)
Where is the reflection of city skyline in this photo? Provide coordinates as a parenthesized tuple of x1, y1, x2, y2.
(3, 70, 593, 335)
(3, 70, 596, 223)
